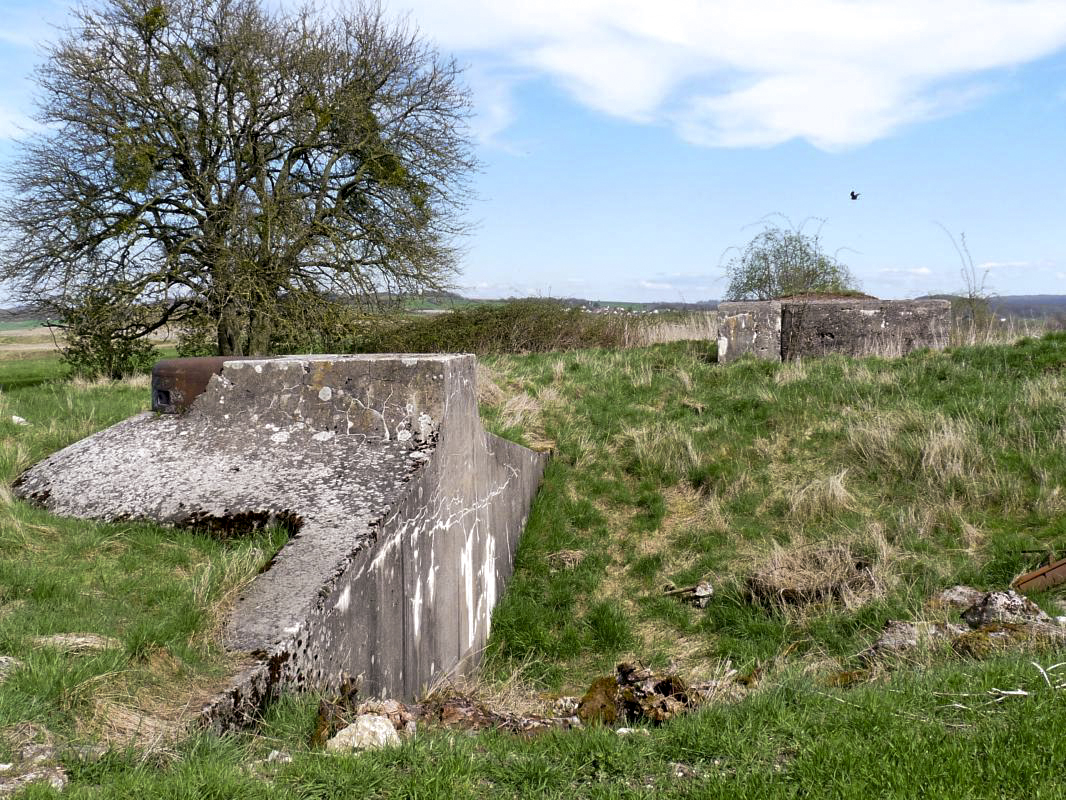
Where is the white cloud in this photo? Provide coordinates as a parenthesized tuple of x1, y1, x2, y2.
(879, 267, 932, 276)
(978, 259, 1059, 271)
(978, 260, 1027, 269)
(395, 0, 1066, 149)
(638, 274, 717, 294)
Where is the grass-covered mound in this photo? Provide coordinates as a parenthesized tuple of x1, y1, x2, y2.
(479, 334, 1066, 685)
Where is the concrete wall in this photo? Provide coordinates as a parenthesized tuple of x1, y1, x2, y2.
(716, 301, 782, 364)
(13, 354, 546, 729)
(781, 299, 950, 360)
(717, 299, 950, 363)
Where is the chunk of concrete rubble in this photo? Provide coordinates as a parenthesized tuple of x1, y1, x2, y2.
(0, 657, 21, 684)
(326, 715, 400, 752)
(354, 699, 418, 737)
(930, 585, 985, 611)
(862, 620, 969, 659)
(961, 589, 1051, 628)
(0, 730, 67, 798)
(865, 589, 1066, 662)
(0, 765, 67, 796)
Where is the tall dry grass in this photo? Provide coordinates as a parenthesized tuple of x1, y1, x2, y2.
(622, 312, 718, 348)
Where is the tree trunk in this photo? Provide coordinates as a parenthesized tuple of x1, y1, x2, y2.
(247, 310, 273, 356)
(217, 306, 243, 356)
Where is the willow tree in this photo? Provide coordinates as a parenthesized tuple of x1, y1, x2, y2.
(0, 0, 475, 355)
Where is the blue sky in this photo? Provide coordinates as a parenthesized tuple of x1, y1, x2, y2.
(2, 0, 1065, 302)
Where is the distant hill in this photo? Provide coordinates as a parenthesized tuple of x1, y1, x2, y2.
(5, 293, 1061, 324)
(990, 295, 1066, 317)
(919, 294, 1066, 318)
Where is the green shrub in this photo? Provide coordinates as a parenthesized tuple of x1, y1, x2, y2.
(175, 312, 219, 357)
(349, 300, 627, 355)
(270, 296, 370, 355)
(723, 217, 860, 300)
(58, 291, 159, 379)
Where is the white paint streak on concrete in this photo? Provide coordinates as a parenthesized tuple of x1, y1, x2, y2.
(462, 530, 475, 649)
(418, 413, 433, 440)
(411, 579, 422, 640)
(484, 535, 496, 637)
(334, 585, 351, 613)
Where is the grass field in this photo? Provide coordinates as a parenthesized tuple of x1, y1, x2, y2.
(0, 333, 1064, 797)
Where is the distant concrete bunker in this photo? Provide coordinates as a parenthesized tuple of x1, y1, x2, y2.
(14, 354, 546, 727)
(717, 298, 951, 363)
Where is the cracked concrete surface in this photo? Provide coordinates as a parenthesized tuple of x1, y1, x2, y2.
(14, 354, 546, 730)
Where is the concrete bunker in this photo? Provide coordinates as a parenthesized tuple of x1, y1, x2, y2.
(14, 354, 546, 730)
(717, 297, 951, 363)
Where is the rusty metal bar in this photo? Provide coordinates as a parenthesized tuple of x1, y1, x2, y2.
(151, 356, 255, 413)
(1012, 556, 1066, 593)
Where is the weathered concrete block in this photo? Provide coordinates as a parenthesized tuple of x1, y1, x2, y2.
(716, 301, 782, 363)
(716, 299, 950, 363)
(780, 299, 949, 360)
(14, 354, 546, 729)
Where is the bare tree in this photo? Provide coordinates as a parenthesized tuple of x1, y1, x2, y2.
(0, 0, 475, 356)
(722, 217, 860, 301)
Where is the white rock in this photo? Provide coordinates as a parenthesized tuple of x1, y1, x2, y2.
(325, 715, 400, 752)
(10, 416, 28, 426)
(0, 766, 67, 794)
(961, 589, 1051, 628)
(0, 657, 22, 683)
(934, 585, 985, 611)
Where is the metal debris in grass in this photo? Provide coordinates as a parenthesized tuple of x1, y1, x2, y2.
(662, 580, 714, 608)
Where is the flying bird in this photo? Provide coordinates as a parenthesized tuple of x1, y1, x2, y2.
(850, 191, 861, 200)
